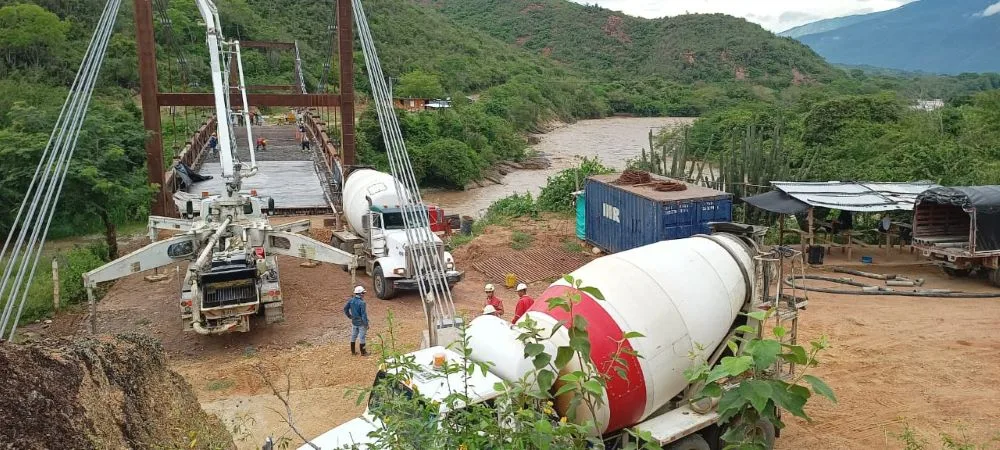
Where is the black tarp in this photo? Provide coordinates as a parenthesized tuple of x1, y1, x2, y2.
(917, 186, 1000, 252)
(742, 190, 810, 215)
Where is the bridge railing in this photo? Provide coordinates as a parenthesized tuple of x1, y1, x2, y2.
(164, 115, 218, 197)
(302, 108, 339, 176)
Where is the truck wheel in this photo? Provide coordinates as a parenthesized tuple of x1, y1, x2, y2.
(990, 269, 1000, 288)
(663, 434, 710, 450)
(943, 267, 971, 278)
(373, 265, 396, 300)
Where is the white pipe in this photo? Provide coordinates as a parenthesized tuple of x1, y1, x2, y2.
(196, 0, 234, 179)
(233, 41, 257, 171)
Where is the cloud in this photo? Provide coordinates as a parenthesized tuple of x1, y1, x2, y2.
(980, 1, 1000, 17)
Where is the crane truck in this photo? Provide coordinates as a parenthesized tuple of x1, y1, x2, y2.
(301, 228, 803, 449)
(329, 169, 462, 300)
(82, 0, 358, 335)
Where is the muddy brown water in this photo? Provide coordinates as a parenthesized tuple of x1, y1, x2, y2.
(422, 117, 695, 217)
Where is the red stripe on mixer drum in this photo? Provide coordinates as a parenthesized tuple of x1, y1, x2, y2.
(530, 284, 646, 433)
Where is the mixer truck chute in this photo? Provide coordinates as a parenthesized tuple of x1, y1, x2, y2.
(300, 230, 805, 449)
(332, 169, 462, 300)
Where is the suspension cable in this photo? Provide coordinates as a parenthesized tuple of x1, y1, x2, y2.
(0, 0, 122, 339)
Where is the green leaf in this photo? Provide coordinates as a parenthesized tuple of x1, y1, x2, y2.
(622, 331, 645, 340)
(700, 382, 722, 398)
(773, 326, 787, 338)
(555, 346, 575, 369)
(803, 375, 837, 403)
(747, 310, 769, 321)
(533, 352, 552, 370)
(525, 343, 545, 357)
(726, 340, 739, 355)
(582, 379, 604, 396)
(569, 335, 591, 357)
(768, 381, 811, 421)
(579, 286, 605, 300)
(735, 325, 757, 334)
(560, 372, 581, 383)
(780, 345, 809, 365)
(615, 367, 628, 380)
(547, 297, 570, 312)
(572, 314, 589, 332)
(707, 356, 753, 383)
(554, 383, 577, 398)
(750, 339, 782, 370)
(743, 380, 773, 413)
(716, 387, 747, 416)
(683, 364, 708, 382)
(536, 369, 555, 393)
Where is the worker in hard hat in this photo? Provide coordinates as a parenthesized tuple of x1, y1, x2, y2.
(482, 304, 500, 317)
(483, 284, 504, 317)
(343, 285, 369, 356)
(511, 283, 535, 323)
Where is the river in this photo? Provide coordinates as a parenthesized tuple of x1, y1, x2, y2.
(421, 116, 695, 217)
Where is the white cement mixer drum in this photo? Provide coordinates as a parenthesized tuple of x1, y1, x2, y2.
(468, 233, 753, 434)
(342, 169, 408, 239)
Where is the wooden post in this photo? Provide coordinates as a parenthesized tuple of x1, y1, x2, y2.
(87, 288, 97, 334)
(847, 232, 853, 261)
(51, 258, 60, 312)
(778, 214, 785, 246)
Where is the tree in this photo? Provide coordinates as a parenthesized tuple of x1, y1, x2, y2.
(395, 70, 445, 99)
(0, 4, 69, 69)
(413, 138, 481, 188)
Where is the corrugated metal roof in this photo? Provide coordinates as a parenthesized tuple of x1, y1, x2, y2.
(589, 174, 731, 203)
(771, 181, 939, 212)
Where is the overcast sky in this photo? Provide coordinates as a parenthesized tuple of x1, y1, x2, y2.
(568, 0, 916, 32)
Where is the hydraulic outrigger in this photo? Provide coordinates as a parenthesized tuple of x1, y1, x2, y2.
(83, 0, 358, 335)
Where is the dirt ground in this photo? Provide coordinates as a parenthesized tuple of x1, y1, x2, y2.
(26, 218, 1000, 449)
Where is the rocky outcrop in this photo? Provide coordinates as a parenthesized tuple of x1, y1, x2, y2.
(0, 333, 233, 450)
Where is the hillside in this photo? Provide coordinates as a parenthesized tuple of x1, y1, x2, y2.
(778, 10, 893, 39)
(423, 0, 839, 87)
(789, 0, 1000, 74)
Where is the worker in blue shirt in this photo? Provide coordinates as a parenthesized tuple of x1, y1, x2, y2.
(344, 285, 369, 356)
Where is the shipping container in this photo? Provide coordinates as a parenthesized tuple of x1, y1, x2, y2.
(584, 174, 733, 253)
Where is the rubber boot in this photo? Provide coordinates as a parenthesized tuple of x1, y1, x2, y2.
(360, 344, 368, 356)
(350, 342, 357, 356)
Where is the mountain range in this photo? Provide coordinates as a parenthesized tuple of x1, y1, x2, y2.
(781, 0, 1000, 74)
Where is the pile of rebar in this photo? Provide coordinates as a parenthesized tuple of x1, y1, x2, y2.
(613, 169, 688, 192)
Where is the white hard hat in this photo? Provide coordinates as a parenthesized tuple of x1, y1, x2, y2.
(516, 283, 528, 292)
(354, 286, 366, 294)
(484, 283, 495, 292)
(483, 304, 497, 315)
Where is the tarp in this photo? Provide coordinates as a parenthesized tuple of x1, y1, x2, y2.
(917, 186, 1000, 252)
(742, 190, 810, 215)
(574, 191, 586, 240)
(771, 181, 939, 212)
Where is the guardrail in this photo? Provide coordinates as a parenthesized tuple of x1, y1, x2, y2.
(164, 115, 218, 197)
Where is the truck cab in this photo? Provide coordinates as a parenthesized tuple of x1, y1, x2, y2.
(333, 204, 462, 300)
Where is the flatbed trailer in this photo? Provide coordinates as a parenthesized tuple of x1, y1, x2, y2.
(913, 186, 1000, 284)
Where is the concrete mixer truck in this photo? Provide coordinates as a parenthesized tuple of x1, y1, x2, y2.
(303, 229, 801, 449)
(330, 169, 463, 299)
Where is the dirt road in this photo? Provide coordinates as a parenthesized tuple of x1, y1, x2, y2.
(32, 219, 1000, 449)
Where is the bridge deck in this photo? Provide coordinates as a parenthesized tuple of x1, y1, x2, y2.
(187, 124, 330, 212)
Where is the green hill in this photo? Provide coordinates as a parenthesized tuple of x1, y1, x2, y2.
(423, 0, 840, 87)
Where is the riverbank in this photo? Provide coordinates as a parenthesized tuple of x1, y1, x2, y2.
(422, 116, 695, 216)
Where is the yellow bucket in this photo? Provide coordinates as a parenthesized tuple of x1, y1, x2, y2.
(504, 273, 517, 289)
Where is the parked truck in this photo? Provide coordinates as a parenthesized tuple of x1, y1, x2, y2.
(330, 169, 463, 299)
(913, 186, 1000, 285)
(303, 230, 795, 449)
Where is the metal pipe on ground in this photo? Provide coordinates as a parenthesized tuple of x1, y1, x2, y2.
(785, 274, 1000, 298)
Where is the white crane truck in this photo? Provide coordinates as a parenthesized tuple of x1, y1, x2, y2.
(329, 169, 462, 300)
(302, 228, 802, 449)
(82, 0, 358, 335)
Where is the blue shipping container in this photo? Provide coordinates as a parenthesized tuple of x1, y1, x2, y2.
(584, 174, 733, 253)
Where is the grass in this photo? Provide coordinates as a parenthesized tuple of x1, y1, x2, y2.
(206, 379, 235, 392)
(561, 238, 584, 253)
(510, 231, 534, 250)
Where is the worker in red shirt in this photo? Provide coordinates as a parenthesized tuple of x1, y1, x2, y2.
(511, 283, 535, 324)
(483, 284, 503, 317)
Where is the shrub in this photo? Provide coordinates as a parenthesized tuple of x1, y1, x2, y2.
(537, 157, 613, 213)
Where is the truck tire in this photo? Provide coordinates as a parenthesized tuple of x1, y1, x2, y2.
(943, 267, 971, 278)
(990, 268, 1000, 288)
(373, 265, 396, 300)
(663, 434, 710, 450)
